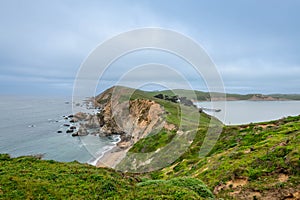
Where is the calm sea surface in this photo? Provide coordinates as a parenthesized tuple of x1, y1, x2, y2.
(0, 96, 118, 164)
(1, 96, 300, 163)
(196, 101, 300, 125)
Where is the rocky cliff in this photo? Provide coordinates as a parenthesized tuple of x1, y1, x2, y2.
(74, 86, 167, 150)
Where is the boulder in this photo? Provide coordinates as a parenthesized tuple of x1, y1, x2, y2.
(71, 132, 78, 137)
(66, 129, 74, 133)
(69, 119, 78, 123)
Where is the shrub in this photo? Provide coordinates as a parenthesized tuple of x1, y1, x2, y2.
(137, 177, 214, 199)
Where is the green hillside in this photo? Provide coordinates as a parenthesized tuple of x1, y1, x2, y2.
(0, 154, 213, 199)
(145, 115, 300, 199)
(1, 87, 299, 199)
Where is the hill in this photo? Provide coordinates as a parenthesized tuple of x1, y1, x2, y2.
(89, 86, 220, 170)
(0, 154, 213, 199)
(0, 86, 299, 199)
(147, 89, 300, 101)
(144, 115, 300, 199)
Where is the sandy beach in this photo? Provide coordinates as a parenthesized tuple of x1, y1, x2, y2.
(96, 146, 128, 168)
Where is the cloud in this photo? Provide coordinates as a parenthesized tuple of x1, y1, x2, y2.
(0, 1, 165, 76)
(0, 0, 299, 95)
(220, 60, 300, 80)
(218, 60, 300, 93)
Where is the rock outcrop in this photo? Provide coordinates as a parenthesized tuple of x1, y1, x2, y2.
(74, 87, 166, 149)
(94, 97, 165, 149)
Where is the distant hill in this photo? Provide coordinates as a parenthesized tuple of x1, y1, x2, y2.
(147, 89, 300, 101)
(96, 85, 300, 101)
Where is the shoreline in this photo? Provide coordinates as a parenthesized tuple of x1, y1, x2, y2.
(87, 135, 122, 167)
(83, 97, 300, 167)
(95, 145, 128, 168)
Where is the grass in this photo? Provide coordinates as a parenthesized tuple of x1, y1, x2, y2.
(93, 86, 300, 198)
(113, 88, 223, 173)
(1, 86, 300, 199)
(127, 88, 221, 153)
(152, 115, 300, 198)
(0, 154, 213, 199)
(137, 177, 214, 199)
(0, 154, 134, 199)
(129, 129, 177, 153)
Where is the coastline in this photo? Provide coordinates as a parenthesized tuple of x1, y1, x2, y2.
(87, 135, 122, 167)
(93, 100, 300, 168)
(95, 145, 128, 168)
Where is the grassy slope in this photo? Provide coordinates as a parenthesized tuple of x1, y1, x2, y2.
(0, 154, 213, 199)
(113, 87, 300, 198)
(144, 115, 300, 199)
(1, 86, 299, 199)
(114, 87, 220, 155)
(114, 88, 221, 173)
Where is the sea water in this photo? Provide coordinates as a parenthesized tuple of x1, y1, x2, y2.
(0, 95, 118, 164)
(196, 100, 300, 125)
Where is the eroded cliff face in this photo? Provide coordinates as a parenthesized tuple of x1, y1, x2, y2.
(99, 98, 166, 149)
(74, 87, 166, 150)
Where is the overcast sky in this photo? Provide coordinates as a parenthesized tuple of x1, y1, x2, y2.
(0, 0, 299, 96)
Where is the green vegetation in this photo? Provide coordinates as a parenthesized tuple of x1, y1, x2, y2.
(129, 129, 177, 153)
(137, 177, 214, 199)
(2, 114, 298, 199)
(0, 154, 134, 199)
(148, 115, 300, 199)
(114, 88, 221, 174)
(1, 86, 299, 199)
(117, 87, 299, 198)
(0, 154, 213, 199)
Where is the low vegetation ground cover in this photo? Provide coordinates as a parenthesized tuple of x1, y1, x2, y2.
(1, 87, 299, 199)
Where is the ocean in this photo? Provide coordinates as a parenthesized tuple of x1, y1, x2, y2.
(196, 100, 300, 125)
(0, 96, 118, 164)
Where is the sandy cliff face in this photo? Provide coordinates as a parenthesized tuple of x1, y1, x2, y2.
(93, 89, 167, 168)
(99, 97, 165, 149)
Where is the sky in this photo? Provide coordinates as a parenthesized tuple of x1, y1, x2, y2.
(0, 0, 300, 96)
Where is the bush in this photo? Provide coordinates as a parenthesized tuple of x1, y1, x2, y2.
(137, 177, 214, 199)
